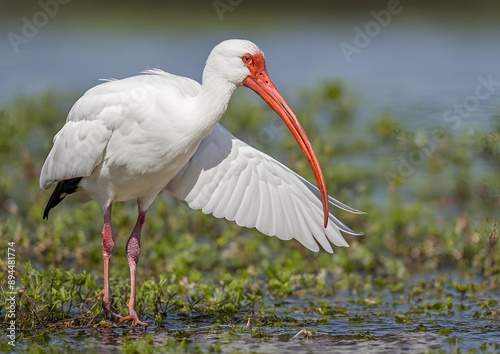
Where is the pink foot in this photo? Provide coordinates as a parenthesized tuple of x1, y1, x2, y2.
(103, 303, 122, 322)
(118, 308, 148, 328)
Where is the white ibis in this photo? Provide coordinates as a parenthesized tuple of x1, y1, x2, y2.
(40, 39, 363, 328)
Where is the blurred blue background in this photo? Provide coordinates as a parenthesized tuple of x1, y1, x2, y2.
(1, 0, 499, 132)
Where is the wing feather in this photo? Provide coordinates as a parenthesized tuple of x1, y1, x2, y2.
(232, 164, 253, 221)
(40, 69, 201, 190)
(244, 171, 261, 228)
(167, 124, 362, 253)
(40, 119, 112, 189)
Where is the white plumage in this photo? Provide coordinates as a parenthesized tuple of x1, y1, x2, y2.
(41, 70, 206, 209)
(40, 39, 363, 327)
(167, 124, 362, 253)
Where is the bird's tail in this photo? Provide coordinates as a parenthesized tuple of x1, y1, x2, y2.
(43, 177, 82, 220)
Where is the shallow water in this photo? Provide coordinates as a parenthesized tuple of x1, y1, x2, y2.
(1, 7, 499, 353)
(9, 274, 499, 353)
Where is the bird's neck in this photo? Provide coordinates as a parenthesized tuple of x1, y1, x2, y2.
(194, 68, 238, 138)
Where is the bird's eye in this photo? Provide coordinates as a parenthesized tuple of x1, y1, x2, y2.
(242, 55, 252, 64)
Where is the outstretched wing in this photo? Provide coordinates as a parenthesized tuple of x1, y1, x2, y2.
(167, 124, 363, 253)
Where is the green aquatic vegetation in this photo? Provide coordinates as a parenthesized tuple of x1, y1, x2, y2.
(394, 314, 412, 324)
(1, 267, 499, 351)
(10, 262, 100, 331)
(121, 334, 155, 354)
(0, 82, 499, 352)
(370, 112, 402, 140)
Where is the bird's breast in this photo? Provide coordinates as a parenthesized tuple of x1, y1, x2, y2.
(83, 122, 203, 204)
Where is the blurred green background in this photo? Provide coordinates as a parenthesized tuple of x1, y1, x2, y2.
(0, 1, 499, 352)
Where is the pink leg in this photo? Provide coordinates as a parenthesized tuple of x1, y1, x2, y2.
(101, 203, 121, 320)
(118, 208, 148, 328)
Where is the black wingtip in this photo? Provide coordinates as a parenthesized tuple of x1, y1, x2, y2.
(43, 201, 51, 220)
(42, 177, 82, 220)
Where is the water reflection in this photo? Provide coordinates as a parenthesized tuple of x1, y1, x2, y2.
(14, 275, 496, 353)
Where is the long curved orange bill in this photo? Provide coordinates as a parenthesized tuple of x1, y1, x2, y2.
(243, 70, 330, 228)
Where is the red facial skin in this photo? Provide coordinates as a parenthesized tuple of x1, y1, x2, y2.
(242, 53, 330, 228)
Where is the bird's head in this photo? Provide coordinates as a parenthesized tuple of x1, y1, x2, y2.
(207, 39, 330, 228)
(206, 39, 264, 85)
